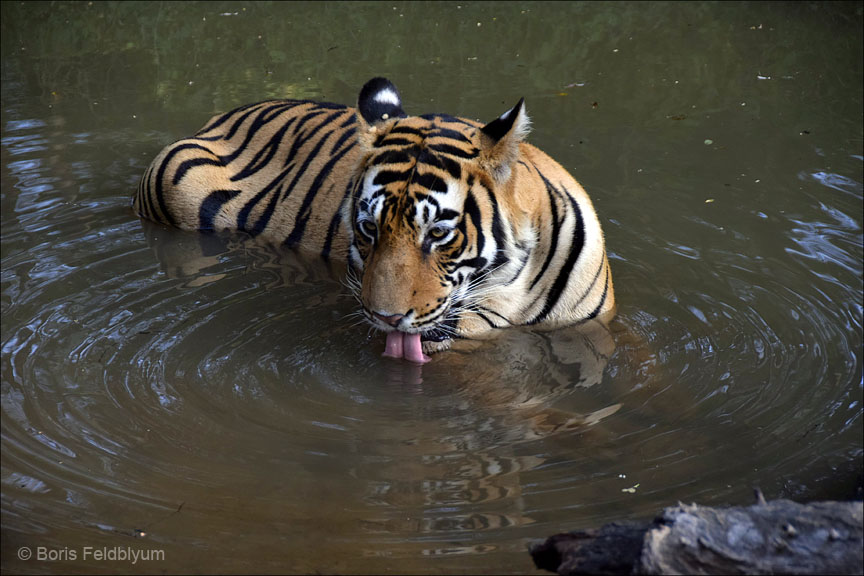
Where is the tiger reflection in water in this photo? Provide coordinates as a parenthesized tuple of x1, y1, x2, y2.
(139, 220, 621, 537)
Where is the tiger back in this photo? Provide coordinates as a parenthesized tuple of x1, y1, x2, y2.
(134, 99, 360, 258)
(134, 77, 615, 361)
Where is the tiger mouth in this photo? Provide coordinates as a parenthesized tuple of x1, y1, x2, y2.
(363, 297, 458, 340)
(380, 320, 455, 365)
(382, 331, 429, 364)
(366, 317, 453, 342)
(365, 304, 458, 364)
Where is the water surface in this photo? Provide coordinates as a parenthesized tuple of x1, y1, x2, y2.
(2, 2, 862, 574)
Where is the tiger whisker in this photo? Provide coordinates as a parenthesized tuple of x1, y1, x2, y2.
(341, 309, 367, 322)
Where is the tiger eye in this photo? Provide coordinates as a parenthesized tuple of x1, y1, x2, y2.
(429, 226, 450, 239)
(360, 221, 377, 235)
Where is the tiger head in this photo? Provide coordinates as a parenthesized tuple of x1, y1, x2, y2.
(345, 78, 532, 355)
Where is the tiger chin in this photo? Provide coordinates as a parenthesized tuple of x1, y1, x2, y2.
(134, 77, 616, 364)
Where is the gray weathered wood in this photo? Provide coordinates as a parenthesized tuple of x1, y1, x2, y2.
(530, 499, 863, 575)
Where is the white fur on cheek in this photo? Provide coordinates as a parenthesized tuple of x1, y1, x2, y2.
(349, 244, 364, 271)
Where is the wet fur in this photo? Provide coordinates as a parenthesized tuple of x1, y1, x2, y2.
(134, 78, 616, 350)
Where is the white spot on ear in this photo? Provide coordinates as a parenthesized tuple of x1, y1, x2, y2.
(373, 88, 401, 106)
(381, 113, 389, 120)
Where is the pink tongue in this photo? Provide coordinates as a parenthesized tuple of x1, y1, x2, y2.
(402, 332, 430, 364)
(382, 332, 430, 364)
(383, 331, 404, 359)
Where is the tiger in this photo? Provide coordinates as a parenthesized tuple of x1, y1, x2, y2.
(134, 77, 615, 364)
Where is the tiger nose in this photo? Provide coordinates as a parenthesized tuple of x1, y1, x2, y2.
(373, 312, 405, 327)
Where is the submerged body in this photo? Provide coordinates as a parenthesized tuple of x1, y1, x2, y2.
(134, 78, 615, 361)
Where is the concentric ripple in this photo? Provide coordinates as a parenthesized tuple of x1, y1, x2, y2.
(3, 123, 863, 573)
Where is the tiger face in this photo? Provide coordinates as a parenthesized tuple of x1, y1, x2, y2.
(343, 79, 534, 362)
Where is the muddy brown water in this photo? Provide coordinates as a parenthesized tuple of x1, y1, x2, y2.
(2, 2, 862, 574)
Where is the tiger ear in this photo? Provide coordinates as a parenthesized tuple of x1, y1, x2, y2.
(479, 98, 531, 185)
(356, 77, 406, 147)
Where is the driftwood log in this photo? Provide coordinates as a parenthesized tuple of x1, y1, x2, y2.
(530, 497, 863, 575)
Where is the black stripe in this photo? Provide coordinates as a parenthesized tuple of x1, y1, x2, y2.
(141, 165, 156, 220)
(250, 173, 294, 237)
(474, 305, 512, 326)
(322, 178, 356, 260)
(199, 189, 242, 229)
(146, 165, 159, 221)
(527, 178, 586, 325)
(528, 173, 562, 290)
(436, 230, 462, 250)
(375, 137, 416, 148)
(219, 102, 297, 164)
(237, 166, 291, 231)
(373, 169, 411, 187)
(453, 217, 469, 257)
(330, 125, 357, 156)
(428, 128, 472, 142)
(280, 110, 327, 166)
(412, 192, 440, 210)
(473, 311, 497, 328)
(283, 142, 355, 247)
(439, 208, 459, 220)
(413, 171, 448, 193)
(486, 189, 509, 271)
(463, 191, 485, 263)
(230, 117, 297, 181)
(279, 110, 347, 201)
(414, 299, 447, 322)
(156, 142, 218, 226)
(249, 124, 337, 236)
(331, 114, 357, 152)
(371, 149, 416, 166)
(456, 256, 488, 270)
(195, 101, 264, 136)
(321, 210, 342, 260)
(418, 113, 473, 125)
(427, 143, 478, 159)
(194, 133, 229, 142)
(586, 262, 610, 320)
(173, 155, 224, 186)
(367, 188, 389, 203)
(313, 101, 350, 111)
(224, 104, 266, 141)
(388, 125, 425, 136)
(502, 241, 532, 286)
(279, 137, 332, 204)
(417, 149, 461, 180)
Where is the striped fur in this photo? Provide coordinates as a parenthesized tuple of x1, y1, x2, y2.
(134, 78, 615, 349)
